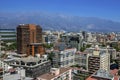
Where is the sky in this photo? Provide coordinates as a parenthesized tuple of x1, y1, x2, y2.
(0, 0, 120, 22)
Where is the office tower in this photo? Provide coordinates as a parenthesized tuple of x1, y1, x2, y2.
(17, 24, 44, 56)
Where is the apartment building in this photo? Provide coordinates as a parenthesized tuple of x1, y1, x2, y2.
(85, 46, 116, 59)
(88, 56, 100, 74)
(75, 51, 89, 69)
(61, 33, 83, 51)
(53, 47, 76, 67)
(88, 45, 110, 74)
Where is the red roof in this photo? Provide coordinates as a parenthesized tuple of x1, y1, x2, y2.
(86, 76, 97, 80)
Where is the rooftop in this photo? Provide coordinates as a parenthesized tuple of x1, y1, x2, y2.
(92, 69, 113, 79)
(86, 69, 114, 80)
(19, 56, 42, 63)
(37, 67, 71, 80)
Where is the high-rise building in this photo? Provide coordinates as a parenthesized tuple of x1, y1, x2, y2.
(88, 56, 100, 74)
(52, 43, 76, 67)
(17, 24, 44, 56)
(61, 33, 83, 51)
(100, 52, 110, 71)
(88, 45, 110, 74)
(75, 52, 88, 70)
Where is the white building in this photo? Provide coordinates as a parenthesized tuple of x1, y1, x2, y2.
(0, 59, 12, 71)
(100, 51, 110, 71)
(53, 48, 77, 67)
(3, 68, 33, 80)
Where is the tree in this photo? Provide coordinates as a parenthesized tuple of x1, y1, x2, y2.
(47, 52, 55, 66)
(10, 42, 17, 50)
(43, 43, 53, 49)
(80, 47, 86, 52)
(86, 44, 91, 48)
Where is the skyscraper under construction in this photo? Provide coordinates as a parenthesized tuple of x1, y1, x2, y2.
(17, 24, 44, 56)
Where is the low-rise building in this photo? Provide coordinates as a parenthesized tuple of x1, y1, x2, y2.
(86, 69, 114, 80)
(37, 67, 72, 80)
(0, 29, 16, 41)
(3, 68, 33, 80)
(72, 68, 89, 80)
(2, 54, 51, 78)
(0, 59, 12, 71)
(10, 55, 51, 78)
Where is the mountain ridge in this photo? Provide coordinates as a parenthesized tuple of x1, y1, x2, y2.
(0, 12, 120, 32)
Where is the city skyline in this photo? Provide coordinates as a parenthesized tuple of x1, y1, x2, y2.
(0, 0, 120, 22)
(1, 1, 120, 79)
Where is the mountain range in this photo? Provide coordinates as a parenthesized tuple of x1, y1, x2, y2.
(0, 12, 120, 32)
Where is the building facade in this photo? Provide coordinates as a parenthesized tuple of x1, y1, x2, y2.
(100, 52, 110, 71)
(53, 48, 76, 68)
(0, 59, 12, 71)
(0, 29, 16, 52)
(0, 29, 16, 41)
(88, 46, 110, 74)
(88, 56, 100, 74)
(75, 52, 88, 69)
(17, 24, 44, 56)
(61, 33, 83, 51)
(10, 55, 51, 78)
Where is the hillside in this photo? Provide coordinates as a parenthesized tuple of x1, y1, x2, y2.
(0, 12, 120, 32)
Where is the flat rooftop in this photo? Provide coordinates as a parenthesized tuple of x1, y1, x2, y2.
(38, 67, 71, 80)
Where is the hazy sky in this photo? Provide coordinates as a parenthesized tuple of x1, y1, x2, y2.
(0, 0, 120, 22)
